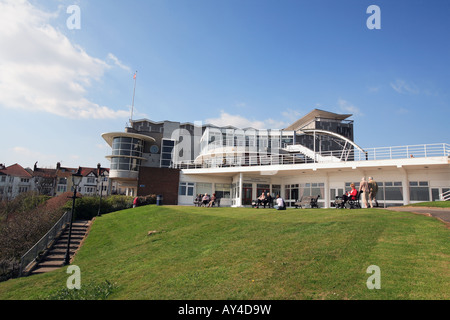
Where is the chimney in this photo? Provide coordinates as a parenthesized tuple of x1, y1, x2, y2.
(34, 161, 38, 171)
(57, 162, 61, 170)
(0, 163, 5, 170)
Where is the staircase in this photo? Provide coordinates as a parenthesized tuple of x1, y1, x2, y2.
(31, 220, 91, 275)
(282, 144, 341, 163)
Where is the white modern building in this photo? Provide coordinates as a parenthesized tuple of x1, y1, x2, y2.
(102, 109, 450, 207)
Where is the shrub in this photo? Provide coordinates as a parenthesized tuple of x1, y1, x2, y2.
(44, 280, 118, 300)
(137, 194, 157, 206)
(104, 195, 134, 212)
(61, 195, 135, 220)
(0, 192, 68, 282)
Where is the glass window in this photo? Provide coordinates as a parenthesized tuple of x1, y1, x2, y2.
(197, 183, 212, 196)
(180, 182, 195, 196)
(179, 183, 187, 196)
(215, 183, 231, 199)
(378, 181, 403, 201)
(409, 181, 430, 201)
(431, 188, 440, 201)
(272, 184, 281, 198)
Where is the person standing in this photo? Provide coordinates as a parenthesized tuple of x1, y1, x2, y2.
(368, 177, 379, 208)
(359, 177, 370, 208)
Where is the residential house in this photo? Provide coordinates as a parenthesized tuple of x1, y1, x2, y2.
(0, 163, 34, 200)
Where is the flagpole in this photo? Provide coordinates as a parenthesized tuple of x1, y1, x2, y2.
(130, 71, 137, 124)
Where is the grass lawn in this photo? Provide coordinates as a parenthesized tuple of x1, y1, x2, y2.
(405, 201, 450, 208)
(0, 206, 448, 300)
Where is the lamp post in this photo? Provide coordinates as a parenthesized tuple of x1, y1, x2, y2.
(97, 172, 105, 217)
(64, 172, 83, 266)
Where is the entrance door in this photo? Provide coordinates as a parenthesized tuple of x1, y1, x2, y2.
(257, 184, 270, 200)
(243, 184, 253, 205)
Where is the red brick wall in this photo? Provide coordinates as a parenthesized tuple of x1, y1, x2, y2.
(137, 167, 180, 205)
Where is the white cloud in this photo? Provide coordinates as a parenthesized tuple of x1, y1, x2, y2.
(206, 110, 289, 129)
(0, 0, 129, 119)
(107, 53, 132, 72)
(337, 99, 363, 116)
(390, 79, 419, 95)
(12, 146, 57, 167)
(281, 108, 303, 124)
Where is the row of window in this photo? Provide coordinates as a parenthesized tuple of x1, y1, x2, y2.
(112, 137, 144, 158)
(0, 177, 30, 183)
(179, 181, 447, 203)
(161, 139, 175, 168)
(110, 157, 141, 171)
(0, 186, 28, 194)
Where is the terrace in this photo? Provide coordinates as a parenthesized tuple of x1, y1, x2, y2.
(173, 143, 450, 170)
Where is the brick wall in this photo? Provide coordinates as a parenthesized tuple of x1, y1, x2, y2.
(137, 167, 180, 205)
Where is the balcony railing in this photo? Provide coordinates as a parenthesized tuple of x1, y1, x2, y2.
(173, 143, 450, 170)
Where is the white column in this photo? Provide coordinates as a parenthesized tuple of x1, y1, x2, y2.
(399, 166, 410, 205)
(324, 172, 329, 208)
(236, 172, 243, 207)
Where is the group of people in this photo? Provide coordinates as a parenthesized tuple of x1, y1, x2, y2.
(255, 191, 273, 208)
(255, 191, 286, 210)
(195, 193, 217, 207)
(340, 176, 379, 208)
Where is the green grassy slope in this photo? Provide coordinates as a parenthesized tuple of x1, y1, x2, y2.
(0, 206, 448, 300)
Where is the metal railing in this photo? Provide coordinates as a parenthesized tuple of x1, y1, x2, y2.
(353, 143, 450, 161)
(19, 210, 72, 276)
(173, 143, 450, 170)
(442, 190, 450, 201)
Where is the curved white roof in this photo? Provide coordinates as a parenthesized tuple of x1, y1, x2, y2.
(101, 132, 155, 147)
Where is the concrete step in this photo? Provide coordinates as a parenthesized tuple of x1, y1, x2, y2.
(45, 254, 66, 261)
(61, 229, 88, 235)
(52, 243, 80, 250)
(37, 260, 64, 268)
(32, 267, 62, 274)
(55, 238, 82, 244)
(49, 248, 76, 254)
(28, 220, 91, 276)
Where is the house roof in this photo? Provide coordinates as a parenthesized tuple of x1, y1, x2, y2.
(284, 109, 353, 131)
(33, 167, 57, 178)
(0, 163, 33, 178)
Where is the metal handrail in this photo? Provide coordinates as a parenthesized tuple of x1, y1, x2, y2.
(442, 190, 450, 201)
(19, 210, 72, 276)
(173, 143, 450, 169)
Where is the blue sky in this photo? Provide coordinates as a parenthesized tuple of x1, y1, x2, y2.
(0, 0, 449, 169)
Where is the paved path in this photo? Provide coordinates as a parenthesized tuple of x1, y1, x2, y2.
(386, 206, 450, 225)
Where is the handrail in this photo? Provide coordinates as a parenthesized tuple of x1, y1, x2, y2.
(173, 143, 450, 169)
(19, 210, 72, 276)
(442, 190, 450, 201)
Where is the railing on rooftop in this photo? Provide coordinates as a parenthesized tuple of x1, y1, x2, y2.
(173, 143, 450, 170)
